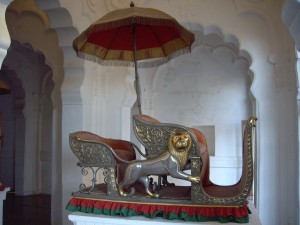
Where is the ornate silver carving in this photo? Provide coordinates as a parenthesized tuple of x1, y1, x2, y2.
(103, 167, 118, 196)
(191, 116, 257, 206)
(69, 133, 118, 195)
(70, 135, 116, 167)
(133, 116, 200, 159)
(118, 132, 199, 198)
(69, 116, 257, 206)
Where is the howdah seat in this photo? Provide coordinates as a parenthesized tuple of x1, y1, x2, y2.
(133, 114, 257, 206)
(69, 131, 137, 195)
(67, 116, 257, 223)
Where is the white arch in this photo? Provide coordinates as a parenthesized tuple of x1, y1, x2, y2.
(0, 1, 84, 224)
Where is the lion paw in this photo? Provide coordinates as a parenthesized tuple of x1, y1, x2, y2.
(189, 176, 200, 184)
(118, 187, 135, 197)
(146, 192, 160, 199)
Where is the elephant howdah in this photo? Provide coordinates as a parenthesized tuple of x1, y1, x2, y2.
(67, 114, 257, 223)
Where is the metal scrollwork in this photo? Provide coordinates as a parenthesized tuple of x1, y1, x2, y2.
(69, 133, 119, 195)
(69, 136, 115, 167)
(133, 118, 199, 159)
(77, 166, 102, 193)
(191, 116, 257, 206)
(103, 167, 118, 196)
(134, 120, 169, 158)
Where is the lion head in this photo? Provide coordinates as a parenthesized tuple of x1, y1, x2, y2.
(168, 132, 192, 171)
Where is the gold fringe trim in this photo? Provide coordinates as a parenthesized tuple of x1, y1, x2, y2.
(76, 47, 191, 68)
(74, 38, 192, 68)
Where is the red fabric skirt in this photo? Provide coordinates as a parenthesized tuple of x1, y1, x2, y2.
(66, 197, 250, 223)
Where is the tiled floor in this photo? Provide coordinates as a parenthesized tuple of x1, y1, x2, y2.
(3, 192, 51, 225)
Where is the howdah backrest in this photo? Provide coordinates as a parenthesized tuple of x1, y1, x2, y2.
(69, 131, 118, 168)
(133, 115, 200, 158)
(69, 131, 137, 195)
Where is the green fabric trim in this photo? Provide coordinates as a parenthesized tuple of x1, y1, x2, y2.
(142, 211, 249, 223)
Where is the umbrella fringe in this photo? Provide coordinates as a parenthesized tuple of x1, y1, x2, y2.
(137, 47, 191, 68)
(77, 52, 133, 67)
(77, 47, 191, 68)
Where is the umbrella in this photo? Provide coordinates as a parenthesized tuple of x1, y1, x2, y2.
(73, 2, 194, 114)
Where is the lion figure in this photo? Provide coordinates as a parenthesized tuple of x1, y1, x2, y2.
(118, 131, 200, 198)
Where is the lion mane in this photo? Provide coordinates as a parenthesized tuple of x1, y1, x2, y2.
(168, 131, 192, 171)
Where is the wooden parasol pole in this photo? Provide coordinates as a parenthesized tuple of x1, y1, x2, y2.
(132, 22, 142, 114)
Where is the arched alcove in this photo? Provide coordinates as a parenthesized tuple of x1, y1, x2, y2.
(1, 41, 54, 195)
(2, 1, 84, 224)
(0, 67, 20, 191)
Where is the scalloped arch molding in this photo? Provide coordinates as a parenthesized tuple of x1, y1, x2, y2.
(146, 23, 254, 123)
(0, 1, 83, 225)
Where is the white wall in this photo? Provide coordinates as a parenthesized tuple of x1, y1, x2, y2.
(72, 1, 298, 225)
(0, 1, 298, 225)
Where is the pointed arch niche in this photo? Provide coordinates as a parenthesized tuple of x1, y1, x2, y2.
(0, 41, 54, 195)
(1, 1, 84, 225)
(138, 24, 256, 186)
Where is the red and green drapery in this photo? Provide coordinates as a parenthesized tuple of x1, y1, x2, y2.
(66, 197, 251, 223)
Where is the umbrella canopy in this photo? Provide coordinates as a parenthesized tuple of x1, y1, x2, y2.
(73, 3, 195, 113)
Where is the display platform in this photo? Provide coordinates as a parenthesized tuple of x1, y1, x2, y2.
(68, 203, 262, 225)
(66, 184, 252, 223)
